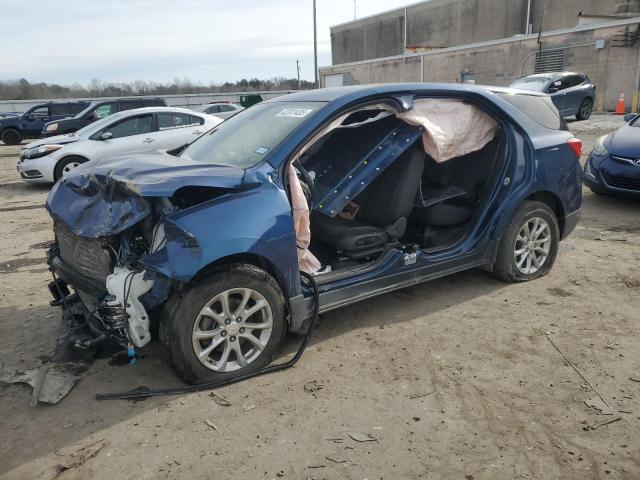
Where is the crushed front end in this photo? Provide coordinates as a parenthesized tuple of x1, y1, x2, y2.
(44, 152, 245, 357)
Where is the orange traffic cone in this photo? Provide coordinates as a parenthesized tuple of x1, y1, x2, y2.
(615, 92, 626, 114)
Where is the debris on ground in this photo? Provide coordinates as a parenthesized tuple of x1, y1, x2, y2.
(408, 391, 434, 399)
(583, 416, 622, 431)
(303, 380, 324, 393)
(0, 363, 79, 405)
(243, 403, 257, 412)
(348, 433, 377, 442)
(204, 418, 217, 430)
(325, 455, 347, 463)
(209, 391, 232, 406)
(53, 439, 105, 478)
(585, 396, 615, 415)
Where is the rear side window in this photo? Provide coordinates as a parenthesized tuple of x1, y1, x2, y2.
(67, 103, 86, 115)
(158, 112, 203, 129)
(117, 101, 141, 112)
(561, 75, 584, 89)
(51, 104, 70, 116)
(497, 92, 568, 130)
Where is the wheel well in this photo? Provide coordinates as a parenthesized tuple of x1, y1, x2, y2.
(190, 253, 290, 298)
(59, 154, 89, 163)
(525, 191, 565, 235)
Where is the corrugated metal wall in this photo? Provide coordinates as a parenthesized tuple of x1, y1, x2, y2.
(0, 90, 297, 114)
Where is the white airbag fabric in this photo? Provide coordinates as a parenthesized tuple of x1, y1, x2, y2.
(397, 99, 498, 163)
(287, 163, 321, 274)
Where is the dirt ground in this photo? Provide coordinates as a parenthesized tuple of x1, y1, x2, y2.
(0, 114, 639, 480)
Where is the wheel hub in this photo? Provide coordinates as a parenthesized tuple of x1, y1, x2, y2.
(225, 322, 240, 336)
(191, 287, 273, 372)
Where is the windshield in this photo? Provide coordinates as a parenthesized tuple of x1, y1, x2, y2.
(630, 115, 640, 127)
(510, 76, 552, 92)
(181, 101, 325, 168)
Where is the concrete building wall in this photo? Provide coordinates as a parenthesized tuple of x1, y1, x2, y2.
(331, 0, 640, 64)
(529, 0, 640, 32)
(321, 21, 640, 111)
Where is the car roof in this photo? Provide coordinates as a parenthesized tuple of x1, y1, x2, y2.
(265, 83, 548, 103)
(517, 72, 584, 80)
(89, 97, 163, 106)
(98, 106, 207, 122)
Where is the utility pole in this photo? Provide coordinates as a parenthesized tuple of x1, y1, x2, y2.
(354, 0, 357, 20)
(313, 0, 318, 88)
(296, 59, 301, 89)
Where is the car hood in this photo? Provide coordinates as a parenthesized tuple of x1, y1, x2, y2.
(608, 125, 640, 158)
(27, 133, 79, 148)
(46, 151, 245, 238)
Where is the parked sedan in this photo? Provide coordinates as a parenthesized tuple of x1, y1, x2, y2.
(18, 107, 221, 183)
(510, 72, 595, 120)
(45, 84, 582, 384)
(192, 102, 244, 119)
(584, 113, 640, 197)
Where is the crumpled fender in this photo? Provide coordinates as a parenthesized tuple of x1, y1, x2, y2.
(140, 179, 300, 298)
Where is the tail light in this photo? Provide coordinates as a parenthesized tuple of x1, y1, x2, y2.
(567, 138, 582, 159)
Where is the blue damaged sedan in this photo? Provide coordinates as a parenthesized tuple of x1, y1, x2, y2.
(584, 113, 640, 197)
(45, 84, 583, 384)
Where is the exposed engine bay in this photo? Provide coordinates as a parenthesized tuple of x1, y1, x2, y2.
(50, 199, 175, 350)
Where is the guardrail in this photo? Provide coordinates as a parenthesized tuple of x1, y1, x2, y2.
(0, 90, 298, 113)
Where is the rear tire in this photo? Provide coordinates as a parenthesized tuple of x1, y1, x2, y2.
(160, 264, 286, 384)
(1, 128, 22, 145)
(492, 201, 560, 283)
(576, 98, 593, 121)
(54, 156, 87, 181)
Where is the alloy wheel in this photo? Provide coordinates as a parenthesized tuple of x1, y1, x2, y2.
(513, 217, 551, 275)
(580, 100, 592, 118)
(192, 288, 273, 372)
(62, 161, 81, 176)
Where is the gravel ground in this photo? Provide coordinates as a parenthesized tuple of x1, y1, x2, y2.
(0, 113, 639, 480)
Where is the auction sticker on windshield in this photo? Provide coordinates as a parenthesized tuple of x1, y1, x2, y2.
(276, 108, 314, 118)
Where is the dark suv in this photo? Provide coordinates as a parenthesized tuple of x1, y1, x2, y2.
(42, 97, 167, 137)
(0, 101, 89, 145)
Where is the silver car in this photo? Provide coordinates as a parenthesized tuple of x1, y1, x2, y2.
(510, 72, 596, 120)
(192, 102, 244, 120)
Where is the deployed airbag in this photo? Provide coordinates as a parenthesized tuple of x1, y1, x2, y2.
(397, 99, 498, 163)
(287, 163, 321, 273)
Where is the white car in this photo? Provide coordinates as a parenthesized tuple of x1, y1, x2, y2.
(192, 102, 244, 120)
(17, 107, 222, 183)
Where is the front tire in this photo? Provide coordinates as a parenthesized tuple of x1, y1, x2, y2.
(492, 201, 560, 283)
(160, 264, 286, 384)
(576, 98, 593, 121)
(54, 156, 87, 181)
(1, 128, 22, 145)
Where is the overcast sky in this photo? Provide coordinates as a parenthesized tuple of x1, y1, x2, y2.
(0, 0, 412, 86)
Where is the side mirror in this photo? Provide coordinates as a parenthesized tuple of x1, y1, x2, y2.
(99, 132, 113, 140)
(623, 113, 636, 123)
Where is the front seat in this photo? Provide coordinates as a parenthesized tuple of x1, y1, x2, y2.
(312, 148, 424, 259)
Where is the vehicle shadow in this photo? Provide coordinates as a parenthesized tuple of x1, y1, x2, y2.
(0, 267, 507, 475)
(581, 191, 640, 231)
